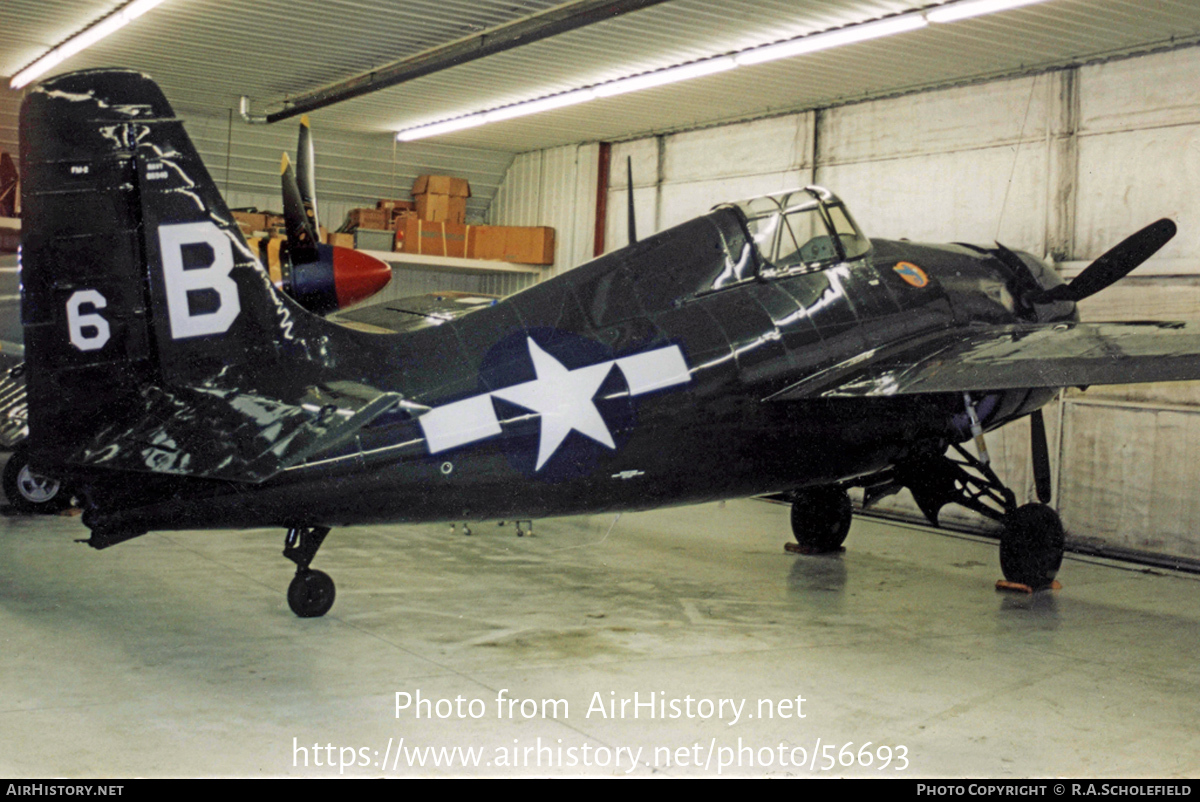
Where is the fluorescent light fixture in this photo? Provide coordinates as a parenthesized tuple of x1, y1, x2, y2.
(396, 0, 1060, 140)
(485, 88, 597, 122)
(593, 56, 737, 98)
(397, 114, 489, 141)
(734, 14, 928, 66)
(926, 0, 1052, 24)
(398, 59, 736, 140)
(10, 0, 171, 89)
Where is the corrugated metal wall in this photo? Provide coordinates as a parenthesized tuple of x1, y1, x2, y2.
(489, 142, 600, 277)
(609, 112, 817, 242)
(490, 45, 1200, 560)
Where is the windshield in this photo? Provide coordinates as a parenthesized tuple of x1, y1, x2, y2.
(723, 187, 871, 274)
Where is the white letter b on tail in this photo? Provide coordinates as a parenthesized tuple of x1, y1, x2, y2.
(158, 221, 241, 339)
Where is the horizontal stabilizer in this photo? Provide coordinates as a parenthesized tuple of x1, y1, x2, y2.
(333, 291, 498, 334)
(767, 321, 1200, 400)
(71, 384, 399, 482)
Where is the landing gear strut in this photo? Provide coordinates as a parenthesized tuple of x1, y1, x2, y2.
(787, 486, 852, 553)
(283, 526, 335, 617)
(897, 440, 1065, 590)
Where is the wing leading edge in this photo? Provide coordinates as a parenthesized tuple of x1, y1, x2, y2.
(766, 321, 1200, 400)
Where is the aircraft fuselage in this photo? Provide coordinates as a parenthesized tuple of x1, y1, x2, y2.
(85, 208, 1070, 534)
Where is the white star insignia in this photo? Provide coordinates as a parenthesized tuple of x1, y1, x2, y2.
(492, 338, 616, 469)
(419, 337, 691, 470)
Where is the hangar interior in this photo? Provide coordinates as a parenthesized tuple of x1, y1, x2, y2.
(1, 0, 1199, 778)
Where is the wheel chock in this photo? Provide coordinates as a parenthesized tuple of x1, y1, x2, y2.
(995, 579, 1062, 593)
(784, 542, 845, 555)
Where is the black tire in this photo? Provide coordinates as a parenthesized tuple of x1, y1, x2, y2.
(3, 445, 71, 515)
(287, 568, 336, 618)
(1000, 503, 1064, 589)
(789, 486, 853, 552)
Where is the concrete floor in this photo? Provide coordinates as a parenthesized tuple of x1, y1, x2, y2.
(1, 486, 1198, 778)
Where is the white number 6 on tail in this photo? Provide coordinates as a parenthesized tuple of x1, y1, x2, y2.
(66, 289, 111, 352)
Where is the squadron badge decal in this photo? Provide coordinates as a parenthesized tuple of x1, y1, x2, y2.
(893, 261, 930, 288)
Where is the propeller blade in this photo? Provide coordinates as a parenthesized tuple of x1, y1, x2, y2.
(1032, 218, 1176, 304)
(1030, 408, 1052, 504)
(626, 156, 637, 245)
(296, 115, 320, 233)
(281, 153, 320, 265)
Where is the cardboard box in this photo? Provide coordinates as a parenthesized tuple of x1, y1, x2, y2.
(415, 193, 467, 225)
(412, 175, 470, 224)
(391, 211, 418, 250)
(346, 207, 390, 230)
(263, 213, 285, 233)
(329, 232, 355, 249)
(469, 225, 555, 265)
(396, 219, 554, 264)
(399, 218, 468, 258)
(412, 175, 470, 197)
(376, 199, 416, 212)
(232, 211, 268, 238)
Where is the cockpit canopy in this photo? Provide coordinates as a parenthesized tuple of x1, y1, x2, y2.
(582, 185, 873, 326)
(718, 186, 872, 278)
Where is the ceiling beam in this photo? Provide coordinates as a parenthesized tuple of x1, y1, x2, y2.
(263, 0, 676, 124)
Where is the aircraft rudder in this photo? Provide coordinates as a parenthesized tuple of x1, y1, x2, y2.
(19, 70, 163, 460)
(19, 69, 308, 463)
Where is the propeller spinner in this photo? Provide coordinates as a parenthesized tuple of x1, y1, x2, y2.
(275, 123, 391, 315)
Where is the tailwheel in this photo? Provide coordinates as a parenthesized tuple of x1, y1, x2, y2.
(788, 486, 852, 553)
(287, 568, 336, 618)
(3, 444, 72, 515)
(999, 503, 1064, 590)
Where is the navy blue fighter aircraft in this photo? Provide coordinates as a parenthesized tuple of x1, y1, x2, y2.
(18, 69, 1198, 617)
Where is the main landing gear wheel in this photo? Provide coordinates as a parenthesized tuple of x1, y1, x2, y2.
(283, 526, 335, 618)
(789, 486, 853, 553)
(3, 445, 71, 514)
(288, 568, 336, 618)
(1000, 503, 1064, 590)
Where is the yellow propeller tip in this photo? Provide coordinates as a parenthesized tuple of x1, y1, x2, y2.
(280, 153, 290, 173)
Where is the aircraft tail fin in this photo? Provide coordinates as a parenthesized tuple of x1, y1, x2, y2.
(19, 69, 381, 478)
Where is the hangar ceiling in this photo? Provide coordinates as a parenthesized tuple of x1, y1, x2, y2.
(3, 0, 1200, 153)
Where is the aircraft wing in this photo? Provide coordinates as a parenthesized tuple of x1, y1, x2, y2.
(766, 321, 1200, 400)
(69, 384, 401, 483)
(333, 292, 499, 334)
